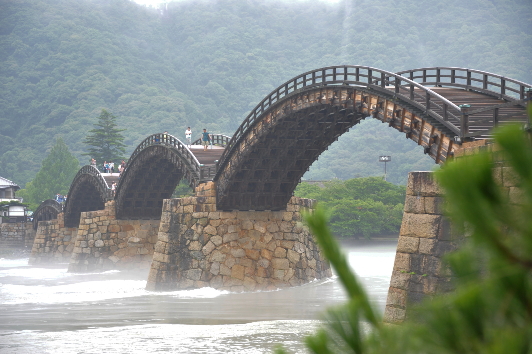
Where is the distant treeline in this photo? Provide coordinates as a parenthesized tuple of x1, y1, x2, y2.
(295, 177, 405, 239)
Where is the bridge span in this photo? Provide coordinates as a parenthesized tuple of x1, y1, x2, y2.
(28, 65, 531, 293)
(33, 66, 531, 228)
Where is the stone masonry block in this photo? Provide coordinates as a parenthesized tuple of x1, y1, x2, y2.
(418, 238, 437, 254)
(231, 264, 245, 280)
(403, 195, 425, 214)
(421, 255, 442, 277)
(185, 269, 202, 281)
(502, 167, 519, 187)
(424, 197, 444, 215)
(272, 258, 290, 270)
(396, 236, 420, 253)
(389, 270, 411, 290)
(400, 213, 442, 238)
(423, 276, 439, 295)
(409, 254, 424, 274)
(274, 247, 287, 258)
(509, 187, 525, 205)
(202, 241, 215, 255)
(406, 171, 443, 197)
(393, 252, 410, 272)
(386, 287, 407, 308)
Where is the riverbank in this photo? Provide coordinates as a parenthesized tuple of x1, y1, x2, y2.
(339, 234, 399, 248)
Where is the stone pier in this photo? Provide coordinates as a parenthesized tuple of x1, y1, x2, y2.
(384, 140, 523, 323)
(146, 182, 332, 292)
(68, 201, 160, 272)
(1, 222, 35, 250)
(28, 183, 331, 290)
(383, 171, 456, 323)
(29, 213, 77, 264)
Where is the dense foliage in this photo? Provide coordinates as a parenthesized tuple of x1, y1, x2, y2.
(83, 109, 126, 164)
(294, 177, 405, 238)
(277, 121, 532, 354)
(16, 137, 79, 210)
(1, 0, 530, 187)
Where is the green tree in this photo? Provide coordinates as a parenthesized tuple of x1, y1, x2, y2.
(172, 180, 194, 198)
(328, 199, 401, 239)
(276, 121, 532, 354)
(294, 177, 405, 239)
(19, 137, 79, 208)
(83, 109, 126, 163)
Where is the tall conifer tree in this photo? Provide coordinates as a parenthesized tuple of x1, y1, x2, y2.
(83, 109, 126, 163)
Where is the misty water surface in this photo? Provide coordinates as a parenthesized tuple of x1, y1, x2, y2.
(0, 240, 397, 353)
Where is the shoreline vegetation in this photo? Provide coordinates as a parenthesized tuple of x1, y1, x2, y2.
(295, 177, 405, 240)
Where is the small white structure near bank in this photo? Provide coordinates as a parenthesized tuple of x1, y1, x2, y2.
(0, 176, 26, 223)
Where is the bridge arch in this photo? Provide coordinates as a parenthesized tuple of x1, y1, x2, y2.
(32, 199, 63, 230)
(214, 65, 531, 211)
(114, 134, 203, 220)
(63, 165, 111, 228)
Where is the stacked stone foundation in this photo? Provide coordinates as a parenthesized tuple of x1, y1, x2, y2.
(68, 201, 160, 273)
(1, 222, 35, 249)
(383, 172, 457, 323)
(29, 213, 76, 264)
(146, 182, 332, 292)
(384, 141, 524, 323)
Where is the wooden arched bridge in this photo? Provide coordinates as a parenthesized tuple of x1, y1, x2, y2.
(33, 66, 531, 228)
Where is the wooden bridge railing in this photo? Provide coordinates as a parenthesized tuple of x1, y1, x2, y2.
(396, 67, 531, 101)
(191, 134, 232, 147)
(76, 165, 114, 200)
(32, 199, 63, 230)
(396, 67, 532, 138)
(128, 133, 217, 182)
(215, 65, 474, 175)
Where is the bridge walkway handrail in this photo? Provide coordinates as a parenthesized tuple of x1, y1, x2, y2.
(32, 199, 63, 230)
(396, 67, 532, 138)
(127, 133, 218, 183)
(33, 199, 64, 213)
(191, 134, 232, 147)
(69, 165, 114, 201)
(215, 65, 478, 176)
(396, 67, 532, 101)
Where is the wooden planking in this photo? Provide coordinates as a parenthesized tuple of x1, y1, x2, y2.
(414, 87, 528, 135)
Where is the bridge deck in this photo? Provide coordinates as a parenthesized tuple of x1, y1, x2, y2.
(413, 87, 528, 137)
(188, 145, 225, 166)
(102, 174, 119, 186)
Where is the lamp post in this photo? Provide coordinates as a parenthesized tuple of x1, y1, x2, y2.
(526, 88, 532, 132)
(379, 156, 391, 181)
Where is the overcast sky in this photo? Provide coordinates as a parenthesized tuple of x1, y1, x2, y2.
(132, 0, 340, 6)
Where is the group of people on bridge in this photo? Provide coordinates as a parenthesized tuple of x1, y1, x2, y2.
(90, 158, 126, 176)
(185, 127, 213, 151)
(55, 193, 67, 204)
(155, 129, 213, 151)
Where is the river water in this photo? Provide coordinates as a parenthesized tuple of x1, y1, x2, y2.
(0, 241, 397, 354)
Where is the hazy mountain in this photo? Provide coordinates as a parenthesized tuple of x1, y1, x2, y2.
(1, 0, 530, 186)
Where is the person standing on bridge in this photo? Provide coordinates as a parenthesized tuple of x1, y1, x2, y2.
(202, 128, 211, 151)
(185, 127, 192, 147)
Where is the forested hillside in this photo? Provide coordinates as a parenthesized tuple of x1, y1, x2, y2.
(1, 0, 531, 187)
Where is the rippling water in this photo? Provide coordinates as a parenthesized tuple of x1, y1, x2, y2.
(0, 241, 397, 353)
